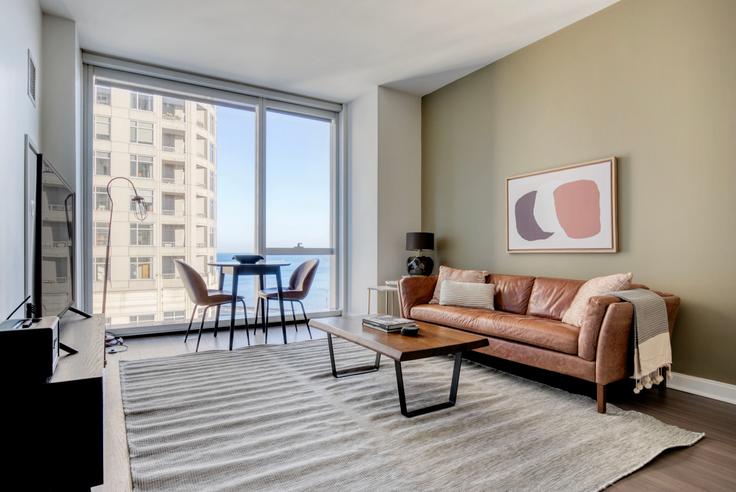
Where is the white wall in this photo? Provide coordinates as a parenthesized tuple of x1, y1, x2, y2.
(346, 86, 421, 315)
(0, 0, 42, 315)
(41, 14, 84, 306)
(377, 87, 422, 283)
(41, 14, 82, 189)
(347, 89, 379, 314)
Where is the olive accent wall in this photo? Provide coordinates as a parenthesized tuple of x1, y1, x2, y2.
(421, 0, 736, 384)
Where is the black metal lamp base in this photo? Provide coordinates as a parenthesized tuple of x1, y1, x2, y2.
(407, 256, 434, 276)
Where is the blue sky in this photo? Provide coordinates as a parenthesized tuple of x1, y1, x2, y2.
(215, 106, 331, 253)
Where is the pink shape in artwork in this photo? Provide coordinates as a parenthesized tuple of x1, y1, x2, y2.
(553, 180, 601, 239)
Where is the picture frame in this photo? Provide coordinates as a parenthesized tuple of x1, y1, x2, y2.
(506, 157, 617, 253)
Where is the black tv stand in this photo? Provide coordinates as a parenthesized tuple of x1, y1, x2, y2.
(3, 315, 105, 488)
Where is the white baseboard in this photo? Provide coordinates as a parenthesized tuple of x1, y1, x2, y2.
(669, 372, 736, 406)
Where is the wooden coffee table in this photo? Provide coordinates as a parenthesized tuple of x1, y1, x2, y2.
(308, 316, 489, 417)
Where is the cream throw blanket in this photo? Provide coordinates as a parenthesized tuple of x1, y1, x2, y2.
(610, 289, 672, 393)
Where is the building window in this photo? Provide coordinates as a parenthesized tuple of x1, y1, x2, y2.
(129, 314, 155, 324)
(162, 96, 185, 121)
(95, 186, 110, 210)
(209, 198, 215, 220)
(130, 154, 153, 178)
(129, 223, 153, 246)
(131, 189, 154, 213)
(130, 91, 153, 111)
(130, 121, 154, 144)
(162, 256, 184, 279)
(94, 221, 109, 246)
(96, 85, 111, 105)
(95, 151, 111, 176)
(130, 256, 153, 279)
(209, 228, 215, 248)
(94, 257, 106, 282)
(196, 104, 208, 129)
(209, 142, 215, 162)
(163, 311, 186, 321)
(95, 116, 111, 140)
(162, 224, 185, 247)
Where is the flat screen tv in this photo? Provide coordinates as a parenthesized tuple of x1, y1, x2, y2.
(32, 154, 76, 317)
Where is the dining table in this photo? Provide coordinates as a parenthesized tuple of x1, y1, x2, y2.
(208, 260, 291, 350)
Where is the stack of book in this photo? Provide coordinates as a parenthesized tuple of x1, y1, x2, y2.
(362, 314, 417, 333)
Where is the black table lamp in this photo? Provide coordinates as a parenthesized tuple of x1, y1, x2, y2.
(406, 232, 434, 276)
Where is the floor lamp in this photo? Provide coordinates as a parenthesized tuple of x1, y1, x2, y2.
(102, 177, 148, 315)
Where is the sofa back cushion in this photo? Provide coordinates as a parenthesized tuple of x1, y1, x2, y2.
(527, 277, 585, 320)
(488, 274, 535, 314)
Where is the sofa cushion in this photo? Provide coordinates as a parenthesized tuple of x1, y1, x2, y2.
(410, 304, 579, 355)
(411, 304, 492, 330)
(562, 272, 632, 327)
(488, 274, 535, 314)
(473, 311, 580, 355)
(526, 277, 584, 320)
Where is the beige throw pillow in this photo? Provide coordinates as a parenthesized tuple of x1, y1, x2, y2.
(430, 265, 488, 304)
(561, 272, 633, 327)
(439, 280, 495, 310)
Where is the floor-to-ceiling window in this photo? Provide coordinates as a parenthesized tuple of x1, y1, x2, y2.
(87, 64, 341, 330)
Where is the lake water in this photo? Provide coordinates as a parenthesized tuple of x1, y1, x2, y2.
(216, 252, 332, 313)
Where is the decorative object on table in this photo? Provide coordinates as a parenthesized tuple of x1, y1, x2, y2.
(362, 314, 416, 333)
(175, 260, 249, 352)
(405, 232, 435, 275)
(101, 177, 148, 314)
(506, 157, 617, 253)
(255, 258, 318, 343)
(400, 325, 419, 336)
(232, 254, 264, 264)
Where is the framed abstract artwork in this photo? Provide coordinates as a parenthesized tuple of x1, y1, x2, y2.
(506, 157, 617, 253)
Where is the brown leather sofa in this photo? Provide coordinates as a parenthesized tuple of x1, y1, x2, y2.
(398, 274, 680, 413)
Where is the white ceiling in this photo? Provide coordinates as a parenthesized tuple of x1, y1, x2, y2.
(40, 0, 617, 103)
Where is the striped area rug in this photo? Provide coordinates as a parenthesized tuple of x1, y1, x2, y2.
(120, 338, 702, 491)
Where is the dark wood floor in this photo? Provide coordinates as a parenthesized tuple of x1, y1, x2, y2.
(96, 323, 736, 491)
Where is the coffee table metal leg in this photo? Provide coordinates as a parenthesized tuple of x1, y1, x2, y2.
(327, 334, 381, 378)
(394, 351, 463, 418)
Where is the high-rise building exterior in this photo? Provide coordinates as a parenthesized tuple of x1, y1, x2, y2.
(92, 83, 217, 326)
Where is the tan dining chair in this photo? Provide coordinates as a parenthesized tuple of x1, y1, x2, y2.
(175, 259, 250, 351)
(254, 258, 319, 342)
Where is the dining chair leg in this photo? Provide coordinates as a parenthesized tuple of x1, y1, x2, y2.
(253, 298, 260, 337)
(240, 299, 250, 346)
(213, 305, 220, 338)
(184, 305, 197, 342)
(264, 299, 269, 344)
(290, 301, 299, 334)
(196, 306, 209, 352)
(298, 300, 312, 339)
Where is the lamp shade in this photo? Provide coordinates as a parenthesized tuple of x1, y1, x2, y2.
(406, 232, 434, 251)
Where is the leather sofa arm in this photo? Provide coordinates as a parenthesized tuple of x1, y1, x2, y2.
(398, 276, 437, 318)
(578, 295, 622, 361)
(595, 302, 635, 385)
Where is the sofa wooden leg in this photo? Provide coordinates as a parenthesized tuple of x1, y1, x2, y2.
(658, 368, 668, 393)
(596, 384, 606, 414)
